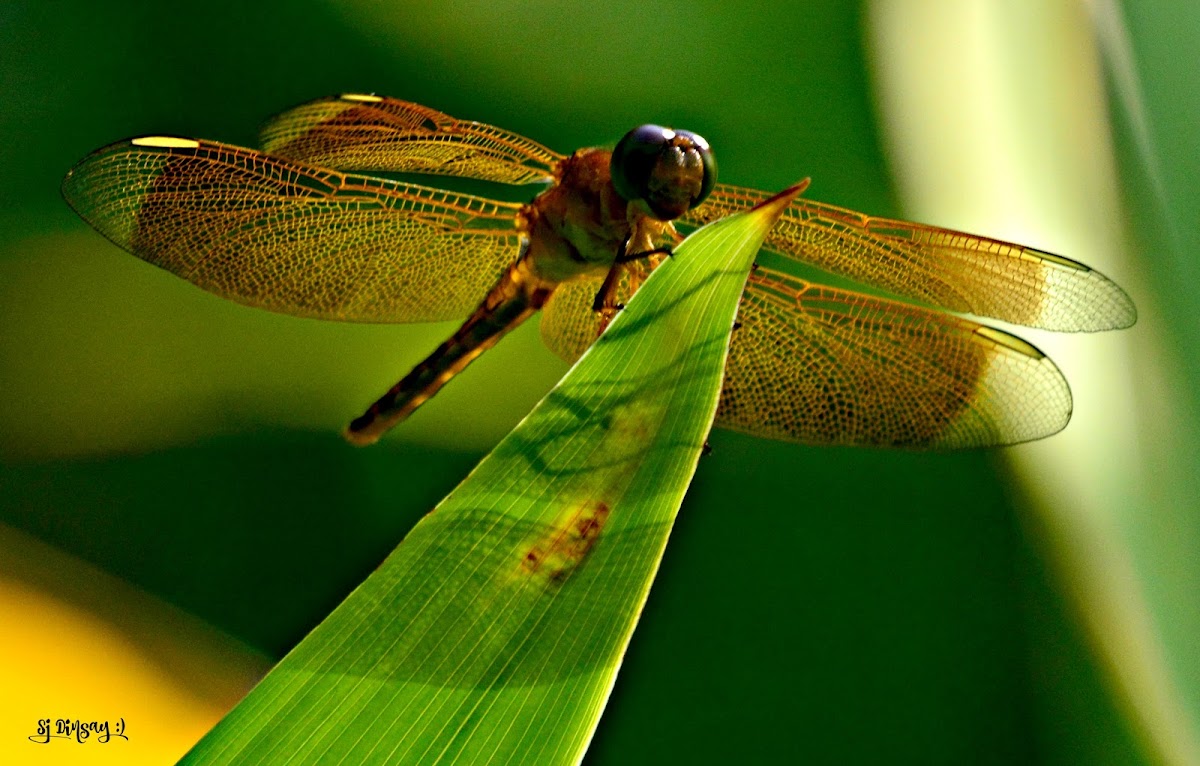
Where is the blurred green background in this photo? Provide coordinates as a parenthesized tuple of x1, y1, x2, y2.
(1, 1, 1195, 764)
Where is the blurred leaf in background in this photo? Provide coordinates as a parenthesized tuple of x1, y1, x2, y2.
(0, 0, 1191, 763)
(869, 2, 1200, 763)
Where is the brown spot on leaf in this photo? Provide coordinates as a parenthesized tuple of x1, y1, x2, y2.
(519, 501, 612, 585)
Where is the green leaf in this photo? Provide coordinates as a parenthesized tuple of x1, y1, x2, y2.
(179, 185, 802, 765)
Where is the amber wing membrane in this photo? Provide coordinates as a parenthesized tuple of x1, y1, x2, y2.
(683, 184, 1136, 332)
(260, 94, 565, 185)
(541, 279, 628, 361)
(539, 259, 663, 361)
(722, 268, 1071, 447)
(541, 266, 1070, 448)
(61, 138, 522, 323)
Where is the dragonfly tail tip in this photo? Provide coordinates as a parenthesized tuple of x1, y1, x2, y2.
(343, 425, 381, 447)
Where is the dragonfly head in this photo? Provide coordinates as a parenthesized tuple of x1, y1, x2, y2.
(610, 124, 716, 220)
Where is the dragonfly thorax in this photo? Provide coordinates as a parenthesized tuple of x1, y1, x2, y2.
(521, 148, 675, 284)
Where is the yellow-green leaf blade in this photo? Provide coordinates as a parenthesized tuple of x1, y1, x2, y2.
(180, 185, 801, 765)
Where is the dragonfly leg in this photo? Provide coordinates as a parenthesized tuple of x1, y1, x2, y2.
(616, 245, 673, 263)
(592, 262, 625, 334)
(593, 237, 675, 335)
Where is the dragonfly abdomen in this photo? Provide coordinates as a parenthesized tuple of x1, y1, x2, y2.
(344, 262, 553, 446)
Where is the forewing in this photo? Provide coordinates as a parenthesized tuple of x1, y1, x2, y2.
(62, 137, 523, 323)
(684, 183, 1136, 332)
(719, 267, 1072, 448)
(260, 94, 564, 185)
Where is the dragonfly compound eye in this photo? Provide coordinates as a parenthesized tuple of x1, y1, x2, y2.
(611, 124, 717, 220)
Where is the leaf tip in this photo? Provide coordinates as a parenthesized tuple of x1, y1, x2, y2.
(748, 178, 809, 220)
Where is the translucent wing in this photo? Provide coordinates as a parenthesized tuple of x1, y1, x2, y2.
(720, 268, 1070, 447)
(682, 183, 1136, 332)
(62, 137, 523, 323)
(260, 94, 565, 185)
(541, 279, 624, 361)
(540, 266, 1071, 448)
(539, 262, 657, 361)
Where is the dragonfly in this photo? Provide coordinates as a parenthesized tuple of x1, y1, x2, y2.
(62, 94, 1136, 449)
